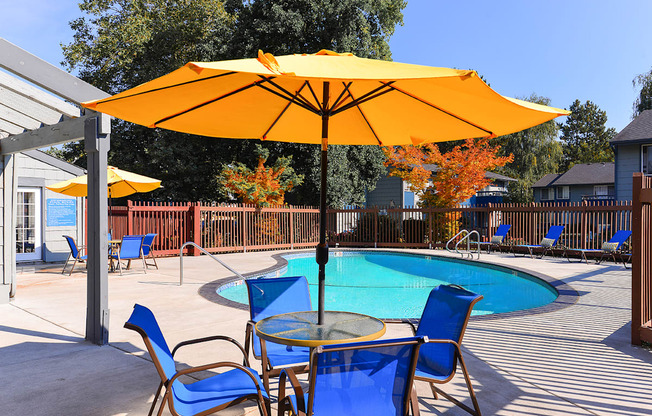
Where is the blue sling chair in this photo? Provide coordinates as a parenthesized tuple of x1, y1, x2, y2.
(244, 276, 312, 394)
(109, 235, 146, 275)
(386, 284, 484, 416)
(141, 233, 159, 269)
(62, 235, 87, 275)
(124, 304, 270, 416)
(564, 230, 632, 265)
(472, 224, 511, 253)
(277, 336, 427, 416)
(512, 225, 565, 259)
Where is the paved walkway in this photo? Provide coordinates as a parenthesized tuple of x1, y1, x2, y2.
(0, 249, 650, 415)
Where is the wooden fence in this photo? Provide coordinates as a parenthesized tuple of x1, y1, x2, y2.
(632, 172, 652, 345)
(107, 199, 632, 256)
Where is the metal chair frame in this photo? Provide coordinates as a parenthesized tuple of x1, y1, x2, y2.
(277, 337, 426, 416)
(110, 235, 147, 275)
(124, 305, 270, 416)
(141, 233, 159, 269)
(512, 225, 565, 259)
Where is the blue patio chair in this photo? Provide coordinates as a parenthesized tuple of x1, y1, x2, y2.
(277, 336, 426, 416)
(124, 304, 270, 416)
(512, 225, 565, 258)
(472, 224, 511, 253)
(109, 235, 146, 275)
(141, 233, 159, 269)
(565, 230, 632, 266)
(62, 235, 87, 275)
(386, 284, 484, 416)
(244, 276, 312, 393)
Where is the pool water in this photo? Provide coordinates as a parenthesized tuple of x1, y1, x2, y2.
(218, 251, 557, 319)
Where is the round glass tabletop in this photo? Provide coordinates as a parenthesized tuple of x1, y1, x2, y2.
(255, 310, 386, 347)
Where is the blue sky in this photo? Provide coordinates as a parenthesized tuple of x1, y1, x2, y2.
(2, 1, 651, 131)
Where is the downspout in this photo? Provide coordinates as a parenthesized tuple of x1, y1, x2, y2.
(9, 155, 17, 298)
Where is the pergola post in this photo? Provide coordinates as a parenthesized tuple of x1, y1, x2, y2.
(85, 114, 110, 345)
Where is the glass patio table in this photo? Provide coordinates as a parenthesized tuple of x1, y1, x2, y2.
(255, 310, 386, 348)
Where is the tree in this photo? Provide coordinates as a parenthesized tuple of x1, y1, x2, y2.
(558, 99, 615, 171)
(218, 145, 303, 206)
(495, 94, 562, 203)
(61, 0, 406, 205)
(383, 137, 513, 207)
(633, 69, 652, 117)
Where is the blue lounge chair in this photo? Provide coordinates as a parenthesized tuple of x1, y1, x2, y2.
(244, 276, 312, 393)
(62, 235, 87, 275)
(512, 225, 565, 258)
(565, 230, 632, 265)
(141, 233, 158, 269)
(124, 304, 270, 416)
(386, 284, 484, 416)
(277, 336, 426, 416)
(109, 235, 146, 275)
(472, 224, 511, 253)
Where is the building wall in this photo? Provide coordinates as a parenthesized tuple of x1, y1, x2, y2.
(15, 153, 84, 262)
(366, 174, 403, 207)
(534, 184, 613, 203)
(615, 143, 640, 201)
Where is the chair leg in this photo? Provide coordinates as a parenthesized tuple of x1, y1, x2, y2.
(69, 258, 79, 276)
(429, 382, 439, 399)
(147, 381, 164, 416)
(142, 253, 147, 274)
(411, 386, 421, 416)
(62, 254, 72, 274)
(117, 254, 123, 276)
(456, 353, 482, 416)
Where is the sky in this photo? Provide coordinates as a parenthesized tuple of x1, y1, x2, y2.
(2, 0, 651, 132)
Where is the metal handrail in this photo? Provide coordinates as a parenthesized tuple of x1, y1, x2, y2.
(455, 230, 481, 259)
(446, 229, 470, 252)
(179, 242, 244, 286)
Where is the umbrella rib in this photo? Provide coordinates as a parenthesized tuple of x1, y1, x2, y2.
(153, 77, 275, 126)
(262, 82, 310, 138)
(349, 91, 383, 146)
(305, 82, 323, 113)
(330, 83, 395, 115)
(91, 72, 238, 105)
(330, 82, 354, 112)
(257, 77, 320, 113)
(383, 83, 494, 136)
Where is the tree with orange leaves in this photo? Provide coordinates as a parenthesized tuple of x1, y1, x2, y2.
(219, 145, 303, 207)
(384, 137, 513, 208)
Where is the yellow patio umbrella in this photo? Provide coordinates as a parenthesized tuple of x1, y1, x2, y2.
(83, 50, 569, 323)
(47, 166, 161, 234)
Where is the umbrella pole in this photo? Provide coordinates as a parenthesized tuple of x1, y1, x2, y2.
(316, 82, 330, 325)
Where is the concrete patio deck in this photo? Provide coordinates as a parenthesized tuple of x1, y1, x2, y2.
(0, 249, 650, 415)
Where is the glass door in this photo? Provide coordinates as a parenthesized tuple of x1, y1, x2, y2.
(16, 187, 42, 261)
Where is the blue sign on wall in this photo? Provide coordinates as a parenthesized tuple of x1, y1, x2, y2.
(47, 199, 77, 227)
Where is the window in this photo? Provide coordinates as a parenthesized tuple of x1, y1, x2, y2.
(643, 145, 652, 175)
(556, 186, 569, 200)
(594, 185, 609, 196)
(541, 188, 554, 201)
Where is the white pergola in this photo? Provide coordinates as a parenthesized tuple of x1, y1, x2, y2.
(0, 38, 111, 344)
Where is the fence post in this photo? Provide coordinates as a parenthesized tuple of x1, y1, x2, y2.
(242, 204, 248, 253)
(580, 200, 588, 249)
(486, 202, 493, 241)
(529, 202, 536, 244)
(289, 205, 295, 250)
(189, 203, 202, 256)
(374, 207, 379, 248)
(632, 172, 643, 345)
(127, 200, 134, 236)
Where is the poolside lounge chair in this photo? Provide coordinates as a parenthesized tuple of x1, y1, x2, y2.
(141, 233, 159, 269)
(512, 225, 565, 259)
(472, 224, 511, 253)
(109, 235, 146, 275)
(386, 284, 484, 416)
(244, 276, 312, 393)
(124, 304, 270, 416)
(565, 230, 632, 265)
(277, 336, 426, 416)
(62, 235, 87, 275)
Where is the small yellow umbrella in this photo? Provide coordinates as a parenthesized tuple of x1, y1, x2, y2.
(47, 166, 161, 233)
(82, 50, 569, 323)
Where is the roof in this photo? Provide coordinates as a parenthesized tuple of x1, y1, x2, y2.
(532, 173, 561, 188)
(611, 109, 652, 144)
(22, 149, 85, 176)
(421, 164, 517, 182)
(532, 162, 614, 188)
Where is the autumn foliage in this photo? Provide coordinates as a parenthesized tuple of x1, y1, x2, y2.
(383, 137, 513, 207)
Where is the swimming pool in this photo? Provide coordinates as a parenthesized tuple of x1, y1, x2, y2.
(217, 251, 558, 319)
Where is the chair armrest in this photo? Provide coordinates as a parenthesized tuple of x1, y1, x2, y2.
(172, 335, 250, 367)
(382, 319, 417, 335)
(279, 367, 305, 413)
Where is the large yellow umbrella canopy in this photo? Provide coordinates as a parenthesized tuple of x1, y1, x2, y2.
(83, 50, 569, 323)
(47, 166, 161, 198)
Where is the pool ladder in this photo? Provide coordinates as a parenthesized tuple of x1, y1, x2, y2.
(446, 229, 481, 260)
(179, 242, 244, 286)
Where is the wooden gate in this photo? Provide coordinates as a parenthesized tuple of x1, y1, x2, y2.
(632, 172, 652, 345)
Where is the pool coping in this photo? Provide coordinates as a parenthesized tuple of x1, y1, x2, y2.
(198, 248, 580, 320)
